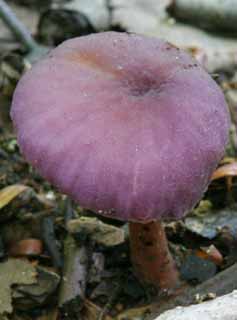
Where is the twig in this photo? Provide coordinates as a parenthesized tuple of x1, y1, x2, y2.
(0, 0, 49, 63)
(0, 0, 37, 51)
(41, 216, 62, 269)
(63, 197, 75, 225)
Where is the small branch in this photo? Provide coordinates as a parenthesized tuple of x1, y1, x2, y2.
(0, 0, 36, 51)
(63, 197, 75, 225)
(41, 216, 62, 269)
(0, 0, 49, 64)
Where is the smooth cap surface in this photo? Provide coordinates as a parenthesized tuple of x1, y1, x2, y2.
(11, 32, 230, 222)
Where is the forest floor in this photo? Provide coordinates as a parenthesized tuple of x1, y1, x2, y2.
(0, 1, 236, 319)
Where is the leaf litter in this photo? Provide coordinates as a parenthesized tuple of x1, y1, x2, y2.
(0, 1, 236, 319)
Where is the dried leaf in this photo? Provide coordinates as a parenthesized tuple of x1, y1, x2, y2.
(0, 184, 28, 210)
(13, 266, 60, 308)
(196, 245, 223, 266)
(211, 162, 237, 180)
(0, 258, 36, 314)
(67, 217, 125, 246)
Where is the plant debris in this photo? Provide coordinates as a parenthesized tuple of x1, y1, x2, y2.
(67, 217, 125, 247)
(0, 1, 236, 319)
(0, 258, 36, 315)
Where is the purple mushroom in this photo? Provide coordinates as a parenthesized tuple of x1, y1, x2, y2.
(11, 32, 230, 290)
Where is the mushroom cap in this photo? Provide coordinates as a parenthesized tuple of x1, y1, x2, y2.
(11, 32, 230, 222)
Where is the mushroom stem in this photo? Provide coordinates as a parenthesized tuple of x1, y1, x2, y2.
(129, 220, 179, 290)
